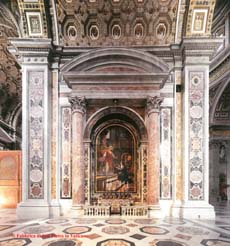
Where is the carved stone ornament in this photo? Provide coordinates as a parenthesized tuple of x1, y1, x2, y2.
(69, 96, 86, 114)
(146, 96, 163, 114)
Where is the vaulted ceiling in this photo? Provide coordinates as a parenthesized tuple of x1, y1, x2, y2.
(1, 0, 217, 45)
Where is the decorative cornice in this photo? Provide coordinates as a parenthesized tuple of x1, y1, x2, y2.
(181, 37, 224, 59)
(146, 96, 163, 114)
(69, 96, 86, 114)
(8, 38, 52, 65)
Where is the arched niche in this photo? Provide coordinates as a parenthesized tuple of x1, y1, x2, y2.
(83, 106, 148, 206)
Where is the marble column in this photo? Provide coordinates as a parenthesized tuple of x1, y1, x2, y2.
(146, 96, 163, 217)
(69, 96, 86, 213)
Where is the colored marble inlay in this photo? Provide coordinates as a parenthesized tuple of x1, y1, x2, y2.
(102, 226, 130, 234)
(188, 71, 205, 200)
(42, 239, 82, 246)
(61, 107, 72, 198)
(130, 234, 146, 240)
(176, 226, 209, 235)
(63, 226, 91, 234)
(201, 239, 230, 246)
(160, 108, 172, 199)
(96, 239, 135, 246)
(28, 71, 44, 199)
(105, 219, 126, 224)
(140, 226, 169, 235)
(46, 219, 69, 224)
(75, 218, 97, 224)
(0, 238, 31, 246)
(134, 219, 157, 224)
(19, 225, 55, 234)
(149, 239, 187, 246)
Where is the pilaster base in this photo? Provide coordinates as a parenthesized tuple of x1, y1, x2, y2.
(17, 202, 51, 220)
(172, 201, 215, 219)
(148, 204, 163, 218)
(49, 200, 61, 218)
(70, 205, 84, 217)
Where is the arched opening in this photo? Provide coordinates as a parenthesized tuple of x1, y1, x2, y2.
(84, 107, 148, 214)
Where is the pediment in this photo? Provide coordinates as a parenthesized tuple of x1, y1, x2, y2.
(61, 48, 170, 92)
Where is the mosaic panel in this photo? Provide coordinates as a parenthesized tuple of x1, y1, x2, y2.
(61, 107, 72, 198)
(160, 108, 172, 199)
(28, 71, 44, 199)
(188, 71, 205, 200)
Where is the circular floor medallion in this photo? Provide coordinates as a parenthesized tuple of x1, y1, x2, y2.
(102, 226, 129, 234)
(134, 218, 157, 224)
(0, 238, 31, 246)
(96, 239, 135, 246)
(42, 239, 82, 246)
(105, 219, 126, 224)
(75, 218, 97, 224)
(63, 226, 91, 234)
(46, 218, 69, 224)
(140, 226, 169, 235)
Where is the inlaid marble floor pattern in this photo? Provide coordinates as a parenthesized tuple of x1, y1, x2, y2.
(0, 204, 230, 246)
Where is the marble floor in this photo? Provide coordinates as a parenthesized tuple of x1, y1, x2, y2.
(0, 203, 230, 246)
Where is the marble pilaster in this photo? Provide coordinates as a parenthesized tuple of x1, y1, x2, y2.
(9, 38, 54, 219)
(178, 38, 222, 219)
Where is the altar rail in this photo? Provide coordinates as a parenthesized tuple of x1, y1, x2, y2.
(84, 205, 110, 217)
(83, 205, 148, 217)
(121, 206, 148, 217)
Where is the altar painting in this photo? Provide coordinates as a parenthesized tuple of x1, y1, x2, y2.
(95, 125, 136, 193)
